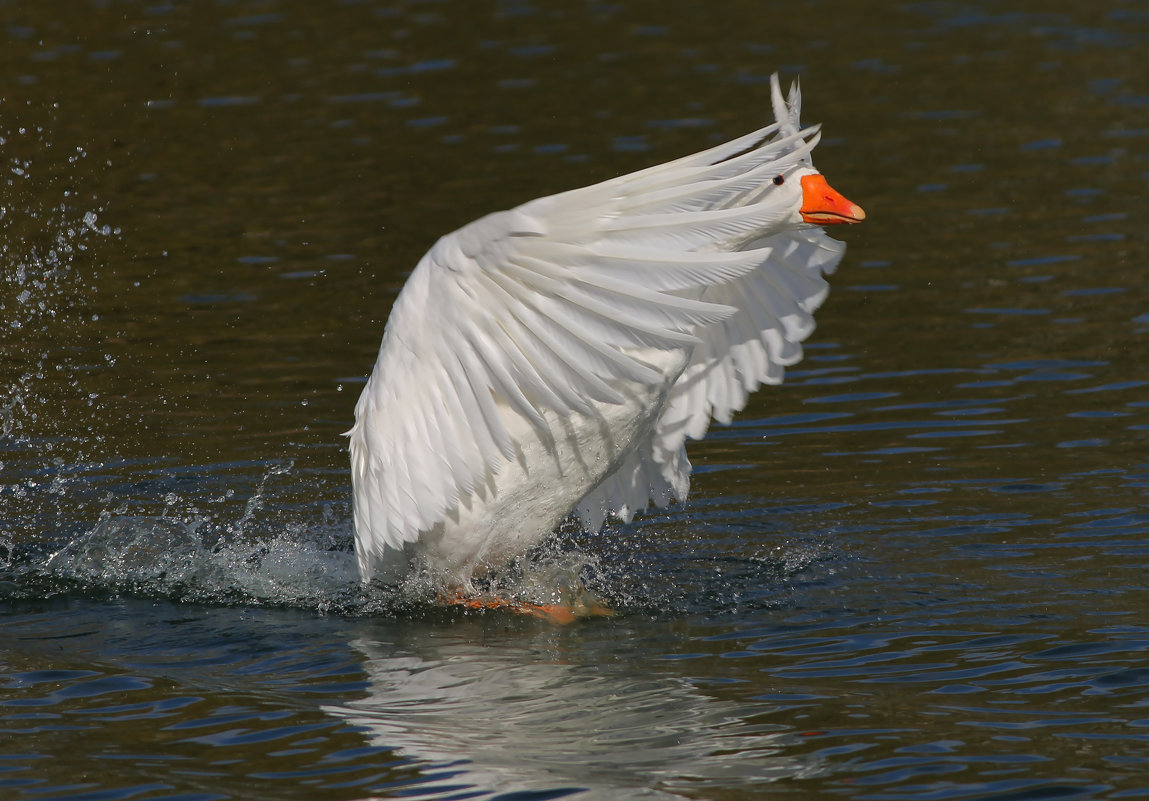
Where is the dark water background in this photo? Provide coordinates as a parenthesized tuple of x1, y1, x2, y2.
(2, 1, 1148, 799)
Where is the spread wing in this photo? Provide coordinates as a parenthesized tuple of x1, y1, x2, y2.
(349, 80, 824, 577)
(569, 77, 850, 532)
(571, 227, 846, 532)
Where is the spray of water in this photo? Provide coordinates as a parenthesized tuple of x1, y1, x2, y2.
(1, 128, 117, 451)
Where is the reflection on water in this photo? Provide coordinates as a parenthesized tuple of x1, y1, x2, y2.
(2, 0, 1149, 799)
(329, 636, 821, 800)
(4, 565, 1149, 800)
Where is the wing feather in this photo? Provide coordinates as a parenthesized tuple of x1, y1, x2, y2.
(574, 227, 846, 525)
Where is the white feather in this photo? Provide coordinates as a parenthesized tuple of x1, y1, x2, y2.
(348, 74, 856, 587)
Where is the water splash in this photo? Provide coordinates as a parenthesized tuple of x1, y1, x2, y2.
(41, 514, 366, 611)
(1, 122, 118, 453)
(3, 472, 834, 620)
(0, 457, 367, 612)
(9, 504, 603, 618)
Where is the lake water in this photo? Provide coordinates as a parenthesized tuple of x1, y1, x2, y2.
(2, 1, 1148, 799)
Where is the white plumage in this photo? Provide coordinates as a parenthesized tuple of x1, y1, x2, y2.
(348, 75, 864, 591)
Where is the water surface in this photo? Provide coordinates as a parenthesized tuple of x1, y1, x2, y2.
(2, 1, 1148, 799)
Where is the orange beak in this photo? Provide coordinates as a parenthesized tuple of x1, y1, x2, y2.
(800, 174, 866, 225)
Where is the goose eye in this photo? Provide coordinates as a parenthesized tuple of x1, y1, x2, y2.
(772, 174, 785, 186)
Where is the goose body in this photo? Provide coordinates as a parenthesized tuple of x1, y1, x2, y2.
(348, 75, 864, 590)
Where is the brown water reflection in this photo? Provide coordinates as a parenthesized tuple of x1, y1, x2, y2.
(2, 1, 1148, 800)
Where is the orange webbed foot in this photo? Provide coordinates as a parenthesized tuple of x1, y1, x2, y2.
(441, 591, 613, 625)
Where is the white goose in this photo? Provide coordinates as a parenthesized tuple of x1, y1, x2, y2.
(348, 75, 864, 611)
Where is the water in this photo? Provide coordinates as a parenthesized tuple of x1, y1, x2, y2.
(2, 0, 1148, 798)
